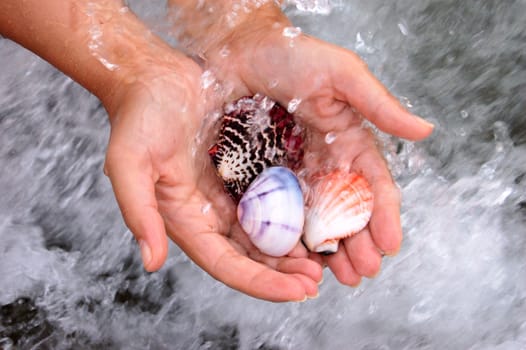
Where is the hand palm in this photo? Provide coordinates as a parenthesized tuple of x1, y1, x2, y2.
(105, 60, 322, 301)
(215, 32, 434, 285)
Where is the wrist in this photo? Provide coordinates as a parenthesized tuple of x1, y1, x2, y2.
(171, 1, 290, 59)
(77, 3, 198, 118)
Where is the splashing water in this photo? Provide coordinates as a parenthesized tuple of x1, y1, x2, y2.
(285, 0, 338, 15)
(282, 26, 302, 47)
(1, 0, 526, 349)
(85, 2, 124, 71)
(200, 70, 216, 90)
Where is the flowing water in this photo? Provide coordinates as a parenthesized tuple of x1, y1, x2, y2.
(1, 0, 525, 349)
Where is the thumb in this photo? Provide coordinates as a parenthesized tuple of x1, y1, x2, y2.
(336, 52, 434, 141)
(105, 145, 169, 272)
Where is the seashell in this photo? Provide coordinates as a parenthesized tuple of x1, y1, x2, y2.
(303, 170, 374, 254)
(237, 166, 305, 257)
(209, 94, 304, 202)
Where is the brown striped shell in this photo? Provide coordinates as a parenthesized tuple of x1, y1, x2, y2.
(208, 95, 304, 201)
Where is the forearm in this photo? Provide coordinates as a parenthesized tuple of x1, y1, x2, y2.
(0, 0, 181, 113)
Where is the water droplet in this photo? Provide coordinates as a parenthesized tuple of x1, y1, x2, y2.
(287, 98, 302, 113)
(201, 70, 215, 89)
(401, 96, 413, 108)
(355, 32, 375, 54)
(259, 95, 275, 112)
(398, 22, 409, 36)
(324, 132, 337, 144)
(201, 202, 212, 215)
(96, 56, 119, 71)
(282, 26, 302, 39)
(219, 45, 230, 57)
(408, 297, 436, 323)
(368, 302, 378, 315)
(268, 79, 279, 89)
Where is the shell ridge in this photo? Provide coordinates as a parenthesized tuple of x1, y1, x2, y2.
(303, 171, 374, 253)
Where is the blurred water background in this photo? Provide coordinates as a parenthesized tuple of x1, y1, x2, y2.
(1, 0, 525, 349)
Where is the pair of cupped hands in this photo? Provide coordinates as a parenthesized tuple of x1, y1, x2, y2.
(103, 7, 433, 302)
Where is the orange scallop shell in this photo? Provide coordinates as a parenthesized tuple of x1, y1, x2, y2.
(303, 170, 374, 253)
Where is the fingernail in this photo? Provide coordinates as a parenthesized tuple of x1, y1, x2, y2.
(308, 291, 320, 300)
(414, 115, 435, 129)
(139, 240, 152, 269)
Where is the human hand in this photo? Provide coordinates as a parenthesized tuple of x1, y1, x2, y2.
(0, 0, 321, 302)
(103, 48, 322, 302)
(201, 5, 434, 286)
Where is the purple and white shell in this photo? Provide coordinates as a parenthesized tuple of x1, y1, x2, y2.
(208, 94, 304, 201)
(237, 166, 304, 257)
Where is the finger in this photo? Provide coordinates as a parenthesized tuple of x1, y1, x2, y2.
(325, 243, 362, 287)
(228, 228, 322, 297)
(290, 274, 319, 299)
(308, 252, 325, 267)
(343, 229, 382, 278)
(169, 221, 312, 302)
(265, 255, 323, 288)
(335, 52, 434, 141)
(105, 145, 169, 272)
(210, 238, 313, 301)
(287, 241, 310, 258)
(352, 143, 403, 255)
(228, 222, 316, 278)
(260, 256, 322, 297)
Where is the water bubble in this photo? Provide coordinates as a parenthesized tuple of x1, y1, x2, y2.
(324, 132, 337, 144)
(460, 110, 469, 119)
(201, 202, 212, 215)
(287, 98, 302, 113)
